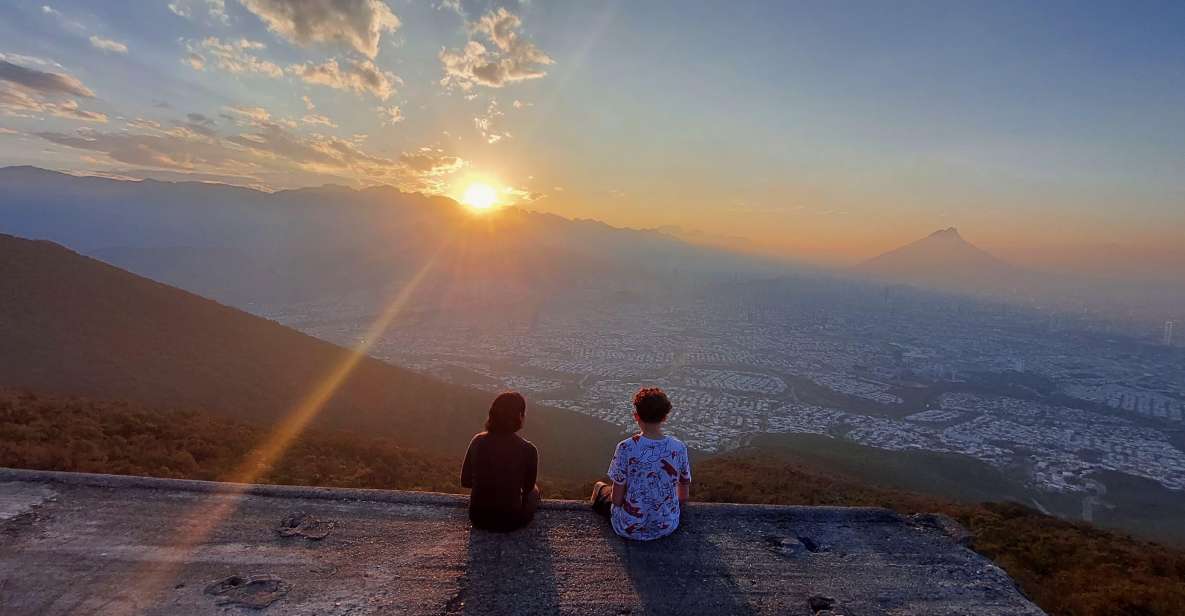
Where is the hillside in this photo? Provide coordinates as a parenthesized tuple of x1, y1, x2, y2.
(3, 390, 1184, 616)
(0, 234, 621, 477)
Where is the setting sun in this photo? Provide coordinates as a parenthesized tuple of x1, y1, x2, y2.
(461, 183, 498, 212)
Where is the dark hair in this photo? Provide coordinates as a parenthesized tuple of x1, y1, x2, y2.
(632, 387, 672, 423)
(485, 391, 526, 433)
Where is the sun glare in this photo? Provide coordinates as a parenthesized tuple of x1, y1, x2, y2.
(461, 182, 498, 212)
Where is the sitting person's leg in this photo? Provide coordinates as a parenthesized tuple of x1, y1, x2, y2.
(505, 484, 541, 530)
(523, 484, 541, 517)
(590, 481, 612, 517)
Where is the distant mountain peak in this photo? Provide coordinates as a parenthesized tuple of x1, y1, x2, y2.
(927, 227, 963, 240)
(854, 227, 1028, 294)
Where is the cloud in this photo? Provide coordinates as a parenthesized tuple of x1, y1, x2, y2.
(376, 105, 402, 125)
(33, 119, 466, 193)
(473, 99, 509, 143)
(435, 0, 463, 16)
(41, 5, 61, 17)
(503, 185, 545, 204)
(439, 8, 553, 89)
(187, 38, 283, 78)
(302, 95, 316, 111)
(289, 58, 398, 100)
(399, 146, 465, 175)
(168, 0, 229, 23)
(0, 60, 94, 97)
(89, 36, 129, 54)
(238, 0, 399, 59)
(0, 87, 107, 122)
(223, 104, 272, 123)
(473, 8, 522, 53)
(180, 112, 218, 136)
(35, 126, 231, 170)
(0, 59, 105, 122)
(302, 113, 337, 127)
(185, 52, 206, 70)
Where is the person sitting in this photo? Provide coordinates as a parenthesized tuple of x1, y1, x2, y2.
(461, 391, 541, 532)
(590, 387, 691, 540)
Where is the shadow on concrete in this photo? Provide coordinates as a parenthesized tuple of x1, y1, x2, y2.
(450, 521, 561, 615)
(597, 512, 756, 615)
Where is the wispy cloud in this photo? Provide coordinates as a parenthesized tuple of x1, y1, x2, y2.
(0, 88, 107, 122)
(0, 59, 94, 97)
(89, 36, 128, 54)
(33, 120, 468, 192)
(168, 0, 229, 24)
(186, 38, 282, 78)
(302, 113, 337, 128)
(223, 104, 272, 123)
(238, 0, 399, 59)
(289, 58, 399, 100)
(376, 105, 403, 126)
(0, 59, 105, 122)
(440, 8, 553, 89)
(474, 99, 510, 144)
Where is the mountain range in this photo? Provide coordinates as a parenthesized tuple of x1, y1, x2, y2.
(2, 166, 1180, 325)
(0, 166, 775, 309)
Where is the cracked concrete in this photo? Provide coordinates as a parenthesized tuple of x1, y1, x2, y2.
(0, 468, 1044, 615)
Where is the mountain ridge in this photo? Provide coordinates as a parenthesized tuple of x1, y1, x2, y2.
(0, 166, 779, 307)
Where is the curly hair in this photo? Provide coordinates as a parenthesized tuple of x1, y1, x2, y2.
(485, 391, 526, 434)
(632, 387, 672, 424)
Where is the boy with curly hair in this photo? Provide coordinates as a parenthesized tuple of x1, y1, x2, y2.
(591, 387, 691, 540)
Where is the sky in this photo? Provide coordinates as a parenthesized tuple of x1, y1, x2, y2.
(1, 0, 1183, 266)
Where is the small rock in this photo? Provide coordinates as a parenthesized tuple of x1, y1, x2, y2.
(808, 594, 836, 612)
(276, 512, 334, 540)
(205, 574, 291, 609)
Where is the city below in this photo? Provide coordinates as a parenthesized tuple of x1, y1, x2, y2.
(261, 276, 1185, 524)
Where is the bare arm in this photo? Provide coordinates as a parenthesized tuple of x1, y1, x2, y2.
(523, 445, 538, 495)
(677, 481, 690, 503)
(460, 439, 475, 489)
(611, 481, 627, 507)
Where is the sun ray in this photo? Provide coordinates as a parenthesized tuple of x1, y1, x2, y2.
(122, 240, 451, 610)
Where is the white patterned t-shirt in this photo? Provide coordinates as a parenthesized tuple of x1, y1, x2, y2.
(607, 434, 692, 541)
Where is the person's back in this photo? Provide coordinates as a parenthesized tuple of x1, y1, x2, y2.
(608, 432, 690, 540)
(461, 392, 540, 532)
(592, 387, 692, 541)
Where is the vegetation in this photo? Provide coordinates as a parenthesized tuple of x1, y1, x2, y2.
(0, 390, 459, 492)
(2, 390, 1184, 616)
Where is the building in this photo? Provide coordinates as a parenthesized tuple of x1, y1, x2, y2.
(1166, 320, 1176, 346)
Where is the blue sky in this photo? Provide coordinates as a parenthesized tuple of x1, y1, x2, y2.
(1, 0, 1182, 261)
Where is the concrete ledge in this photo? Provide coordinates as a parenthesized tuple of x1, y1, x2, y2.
(0, 466, 1043, 615)
(0, 467, 900, 521)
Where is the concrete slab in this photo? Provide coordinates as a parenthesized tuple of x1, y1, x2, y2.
(0, 468, 1044, 615)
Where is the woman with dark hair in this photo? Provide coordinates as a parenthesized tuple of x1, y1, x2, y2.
(460, 391, 541, 531)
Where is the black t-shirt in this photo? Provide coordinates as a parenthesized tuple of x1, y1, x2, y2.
(460, 432, 538, 527)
